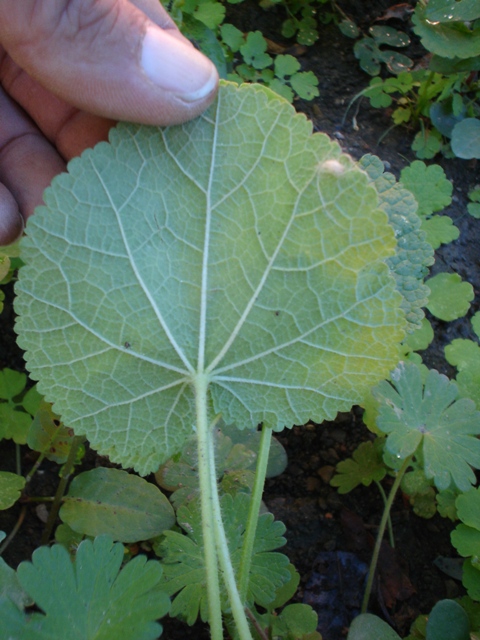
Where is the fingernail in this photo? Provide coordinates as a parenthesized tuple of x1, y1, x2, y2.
(141, 27, 218, 102)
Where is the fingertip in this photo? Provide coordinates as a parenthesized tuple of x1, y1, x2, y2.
(0, 184, 24, 247)
(141, 25, 219, 103)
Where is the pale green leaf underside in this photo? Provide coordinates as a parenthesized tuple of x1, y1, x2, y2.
(15, 82, 404, 474)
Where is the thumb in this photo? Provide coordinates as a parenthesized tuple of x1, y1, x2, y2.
(0, 0, 218, 125)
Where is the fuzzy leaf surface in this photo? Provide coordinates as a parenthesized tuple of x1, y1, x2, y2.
(0, 536, 169, 640)
(359, 155, 433, 331)
(374, 361, 480, 491)
(15, 83, 404, 474)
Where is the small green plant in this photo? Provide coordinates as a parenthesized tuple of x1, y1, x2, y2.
(163, 0, 321, 102)
(334, 359, 480, 638)
(347, 1, 480, 160)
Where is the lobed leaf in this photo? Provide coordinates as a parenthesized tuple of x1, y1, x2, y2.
(0, 536, 170, 640)
(330, 439, 386, 494)
(420, 216, 459, 250)
(426, 272, 474, 321)
(158, 492, 289, 623)
(15, 83, 405, 475)
(399, 161, 452, 217)
(374, 361, 480, 491)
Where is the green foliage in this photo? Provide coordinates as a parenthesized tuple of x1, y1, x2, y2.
(451, 489, 480, 600)
(26, 400, 74, 463)
(400, 161, 452, 216)
(426, 0, 480, 23)
(165, 0, 321, 103)
(359, 154, 434, 332)
(15, 82, 405, 476)
(426, 272, 474, 321)
(0, 368, 41, 444)
(373, 361, 480, 491)
(229, 33, 320, 103)
(468, 186, 480, 218)
(60, 467, 175, 543)
(158, 492, 290, 624)
(401, 469, 437, 519)
(256, 603, 321, 640)
(451, 118, 480, 159)
(426, 599, 470, 640)
(445, 337, 480, 410)
(420, 216, 459, 250)
(359, 63, 479, 160)
(0, 557, 32, 609)
(413, 3, 480, 60)
(330, 439, 386, 494)
(156, 422, 287, 507)
(347, 612, 401, 640)
(398, 160, 458, 248)
(353, 26, 412, 76)
(0, 535, 170, 640)
(0, 471, 26, 510)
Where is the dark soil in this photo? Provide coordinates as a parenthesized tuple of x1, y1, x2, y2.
(1, 2, 479, 639)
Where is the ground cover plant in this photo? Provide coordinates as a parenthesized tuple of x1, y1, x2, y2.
(1, 2, 480, 639)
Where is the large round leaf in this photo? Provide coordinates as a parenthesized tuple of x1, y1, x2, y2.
(15, 82, 404, 474)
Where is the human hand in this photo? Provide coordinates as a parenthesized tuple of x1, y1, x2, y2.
(0, 0, 219, 245)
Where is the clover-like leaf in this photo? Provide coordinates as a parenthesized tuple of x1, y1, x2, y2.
(0, 535, 170, 640)
(15, 83, 405, 475)
(158, 492, 289, 623)
(330, 439, 386, 494)
(399, 161, 452, 217)
(373, 361, 480, 491)
(426, 272, 474, 321)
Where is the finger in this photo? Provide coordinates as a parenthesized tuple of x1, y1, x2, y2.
(0, 86, 66, 242)
(0, 0, 218, 126)
(0, 57, 115, 160)
(0, 182, 23, 246)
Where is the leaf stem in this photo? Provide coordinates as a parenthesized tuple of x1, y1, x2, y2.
(194, 373, 224, 640)
(238, 424, 273, 603)
(374, 480, 395, 548)
(361, 455, 412, 614)
(40, 435, 83, 546)
(0, 505, 27, 556)
(206, 414, 254, 640)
